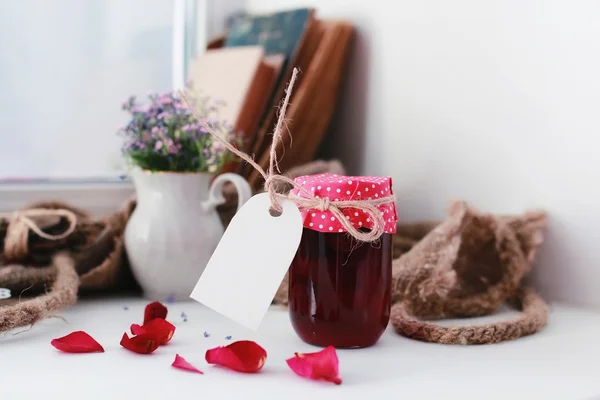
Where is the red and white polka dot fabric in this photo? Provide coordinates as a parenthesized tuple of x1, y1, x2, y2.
(291, 174, 398, 234)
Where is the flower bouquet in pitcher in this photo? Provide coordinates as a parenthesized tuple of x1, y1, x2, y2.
(118, 89, 252, 301)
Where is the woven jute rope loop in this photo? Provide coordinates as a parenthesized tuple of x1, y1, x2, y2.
(390, 286, 548, 345)
(180, 68, 395, 242)
(0, 252, 79, 333)
(3, 208, 78, 260)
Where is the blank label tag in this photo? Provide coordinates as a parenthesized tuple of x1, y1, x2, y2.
(190, 193, 303, 330)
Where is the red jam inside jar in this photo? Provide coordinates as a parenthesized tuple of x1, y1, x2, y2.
(289, 228, 392, 348)
(287, 174, 397, 348)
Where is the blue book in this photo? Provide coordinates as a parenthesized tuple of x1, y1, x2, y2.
(225, 8, 314, 61)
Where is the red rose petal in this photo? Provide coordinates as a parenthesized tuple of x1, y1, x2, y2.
(286, 346, 342, 385)
(140, 318, 175, 345)
(143, 301, 168, 325)
(205, 340, 267, 373)
(172, 354, 203, 374)
(130, 323, 146, 336)
(51, 331, 104, 353)
(120, 332, 159, 354)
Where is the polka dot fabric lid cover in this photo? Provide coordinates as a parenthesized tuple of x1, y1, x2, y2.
(291, 174, 398, 234)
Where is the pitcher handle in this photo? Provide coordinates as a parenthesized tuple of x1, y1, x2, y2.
(202, 173, 252, 212)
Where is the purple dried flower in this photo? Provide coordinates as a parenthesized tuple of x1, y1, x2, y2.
(119, 89, 238, 173)
(157, 95, 173, 105)
(121, 95, 136, 110)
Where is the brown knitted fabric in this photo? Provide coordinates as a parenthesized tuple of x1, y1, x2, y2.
(389, 200, 548, 344)
(273, 200, 549, 345)
(0, 198, 137, 332)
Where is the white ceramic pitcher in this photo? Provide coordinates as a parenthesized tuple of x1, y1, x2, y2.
(124, 168, 252, 301)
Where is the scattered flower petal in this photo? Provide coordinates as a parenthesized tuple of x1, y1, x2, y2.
(142, 318, 176, 345)
(51, 331, 104, 353)
(286, 346, 342, 385)
(144, 301, 168, 325)
(130, 319, 175, 345)
(120, 333, 159, 354)
(165, 295, 176, 304)
(203, 331, 210, 338)
(130, 323, 146, 336)
(172, 354, 203, 374)
(123, 306, 129, 310)
(225, 336, 232, 340)
(205, 340, 267, 373)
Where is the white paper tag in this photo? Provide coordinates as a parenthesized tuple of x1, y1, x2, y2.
(190, 193, 303, 330)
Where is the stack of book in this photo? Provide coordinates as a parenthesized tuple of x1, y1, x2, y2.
(187, 8, 353, 190)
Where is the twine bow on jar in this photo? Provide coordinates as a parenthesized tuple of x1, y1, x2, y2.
(3, 208, 78, 260)
(179, 68, 396, 243)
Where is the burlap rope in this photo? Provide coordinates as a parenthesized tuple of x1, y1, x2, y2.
(0, 253, 79, 333)
(391, 287, 548, 345)
(3, 208, 78, 260)
(0, 209, 80, 333)
(180, 68, 395, 243)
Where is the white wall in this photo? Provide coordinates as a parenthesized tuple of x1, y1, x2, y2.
(246, 0, 600, 309)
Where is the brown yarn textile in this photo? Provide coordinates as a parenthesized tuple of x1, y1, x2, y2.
(274, 200, 549, 345)
(0, 199, 137, 333)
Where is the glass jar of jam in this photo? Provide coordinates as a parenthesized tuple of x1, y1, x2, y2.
(288, 174, 398, 348)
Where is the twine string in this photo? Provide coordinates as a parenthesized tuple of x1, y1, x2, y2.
(3, 209, 78, 260)
(179, 67, 395, 242)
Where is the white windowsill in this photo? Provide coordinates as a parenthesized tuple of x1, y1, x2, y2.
(0, 181, 135, 217)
